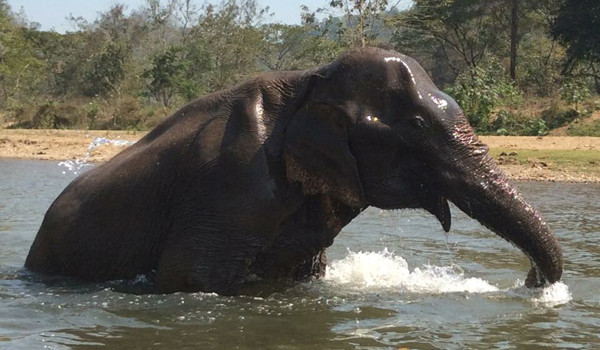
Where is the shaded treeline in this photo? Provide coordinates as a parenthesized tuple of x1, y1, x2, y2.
(0, 0, 599, 135)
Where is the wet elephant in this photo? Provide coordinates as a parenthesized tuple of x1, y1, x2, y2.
(25, 47, 563, 295)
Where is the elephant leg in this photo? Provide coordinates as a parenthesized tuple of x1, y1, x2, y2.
(155, 231, 268, 295)
(249, 195, 360, 281)
(249, 225, 328, 281)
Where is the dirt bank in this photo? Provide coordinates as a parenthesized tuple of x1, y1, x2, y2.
(1, 129, 599, 183)
(0, 129, 143, 163)
(480, 136, 600, 183)
(481, 135, 600, 151)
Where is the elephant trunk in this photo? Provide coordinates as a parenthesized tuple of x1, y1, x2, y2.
(443, 146, 563, 287)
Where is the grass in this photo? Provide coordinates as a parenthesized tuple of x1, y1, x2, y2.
(489, 148, 600, 175)
(567, 119, 600, 137)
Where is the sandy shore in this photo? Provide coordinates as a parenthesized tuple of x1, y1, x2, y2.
(0, 129, 142, 163)
(482, 135, 600, 183)
(1, 129, 599, 183)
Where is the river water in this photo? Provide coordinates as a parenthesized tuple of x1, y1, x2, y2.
(0, 158, 598, 349)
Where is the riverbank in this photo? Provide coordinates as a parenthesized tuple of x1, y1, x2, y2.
(1, 129, 599, 183)
(0, 129, 142, 163)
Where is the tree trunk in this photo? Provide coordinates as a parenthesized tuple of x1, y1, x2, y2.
(510, 0, 519, 80)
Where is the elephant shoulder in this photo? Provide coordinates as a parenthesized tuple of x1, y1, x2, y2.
(188, 86, 274, 165)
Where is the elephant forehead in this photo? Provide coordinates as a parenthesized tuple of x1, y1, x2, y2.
(338, 61, 406, 95)
(349, 55, 420, 94)
(380, 54, 436, 89)
(383, 56, 416, 85)
(381, 55, 451, 110)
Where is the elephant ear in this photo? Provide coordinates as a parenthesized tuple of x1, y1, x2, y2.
(283, 102, 366, 208)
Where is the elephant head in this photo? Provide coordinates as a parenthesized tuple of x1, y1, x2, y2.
(283, 47, 562, 287)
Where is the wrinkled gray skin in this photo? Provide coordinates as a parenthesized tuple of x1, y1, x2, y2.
(25, 47, 563, 295)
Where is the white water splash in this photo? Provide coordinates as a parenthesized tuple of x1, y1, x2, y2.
(58, 158, 92, 175)
(511, 279, 573, 306)
(533, 282, 572, 305)
(59, 137, 135, 175)
(324, 249, 498, 294)
(324, 249, 572, 305)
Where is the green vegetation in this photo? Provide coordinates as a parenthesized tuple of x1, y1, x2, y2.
(0, 0, 599, 135)
(445, 59, 523, 132)
(567, 119, 600, 137)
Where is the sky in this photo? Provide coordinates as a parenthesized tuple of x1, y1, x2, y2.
(6, 0, 410, 33)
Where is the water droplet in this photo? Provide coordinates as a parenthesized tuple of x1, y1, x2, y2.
(58, 137, 135, 175)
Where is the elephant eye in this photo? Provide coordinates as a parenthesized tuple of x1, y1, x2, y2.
(414, 115, 426, 126)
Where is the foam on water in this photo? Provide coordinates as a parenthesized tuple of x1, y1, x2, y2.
(511, 279, 573, 306)
(59, 137, 135, 175)
(533, 281, 572, 305)
(324, 248, 498, 294)
(324, 248, 572, 305)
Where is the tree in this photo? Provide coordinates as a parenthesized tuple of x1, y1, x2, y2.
(196, 0, 269, 90)
(552, 0, 600, 64)
(175, 0, 200, 46)
(488, 0, 561, 82)
(258, 24, 310, 71)
(446, 58, 522, 131)
(61, 4, 150, 98)
(390, 0, 507, 89)
(83, 42, 127, 97)
(143, 46, 187, 106)
(178, 34, 211, 99)
(509, 0, 518, 80)
(560, 78, 590, 112)
(302, 0, 399, 49)
(0, 1, 45, 108)
(97, 3, 130, 41)
(391, 0, 566, 91)
(551, 0, 600, 90)
(328, 0, 397, 47)
(146, 0, 178, 51)
(394, 1, 502, 71)
(485, 0, 523, 80)
(512, 0, 564, 96)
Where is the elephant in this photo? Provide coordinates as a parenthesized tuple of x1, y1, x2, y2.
(25, 47, 563, 295)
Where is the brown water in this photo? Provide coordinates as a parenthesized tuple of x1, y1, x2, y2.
(1, 158, 598, 349)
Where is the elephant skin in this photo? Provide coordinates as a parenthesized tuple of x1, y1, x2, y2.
(25, 47, 563, 295)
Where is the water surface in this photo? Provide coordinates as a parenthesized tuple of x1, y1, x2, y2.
(1, 158, 598, 349)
